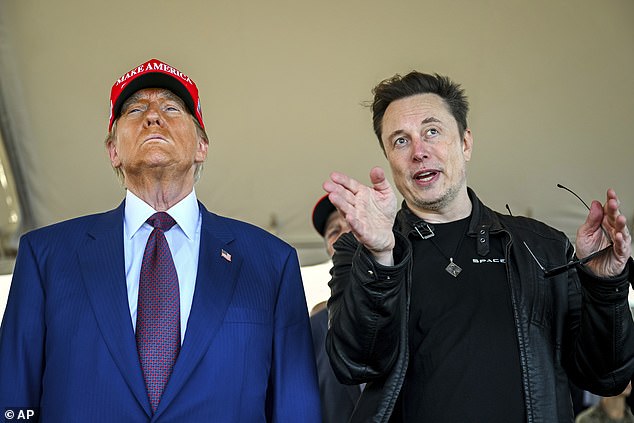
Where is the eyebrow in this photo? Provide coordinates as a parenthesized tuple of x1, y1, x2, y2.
(385, 117, 442, 140)
(421, 117, 442, 125)
(121, 89, 186, 112)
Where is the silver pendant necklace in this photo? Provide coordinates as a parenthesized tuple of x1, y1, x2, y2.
(415, 221, 467, 278)
(444, 258, 462, 278)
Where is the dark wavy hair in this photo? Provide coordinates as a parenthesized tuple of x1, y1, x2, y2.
(371, 72, 469, 153)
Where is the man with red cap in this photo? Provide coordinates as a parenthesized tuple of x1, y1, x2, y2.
(0, 59, 320, 422)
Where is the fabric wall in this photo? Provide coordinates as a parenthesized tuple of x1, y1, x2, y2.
(0, 0, 632, 269)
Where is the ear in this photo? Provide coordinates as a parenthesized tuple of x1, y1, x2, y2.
(195, 135, 209, 163)
(462, 128, 473, 161)
(107, 138, 121, 168)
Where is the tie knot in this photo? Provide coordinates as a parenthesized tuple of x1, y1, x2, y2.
(146, 212, 176, 231)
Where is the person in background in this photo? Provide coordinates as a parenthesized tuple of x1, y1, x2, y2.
(323, 71, 634, 422)
(0, 58, 320, 422)
(576, 383, 634, 423)
(310, 194, 361, 423)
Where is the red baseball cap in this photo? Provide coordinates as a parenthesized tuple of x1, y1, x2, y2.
(108, 58, 204, 131)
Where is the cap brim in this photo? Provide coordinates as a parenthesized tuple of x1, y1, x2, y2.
(312, 195, 337, 237)
(112, 73, 196, 124)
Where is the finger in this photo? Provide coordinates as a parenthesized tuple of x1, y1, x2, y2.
(329, 189, 364, 216)
(369, 166, 390, 192)
(322, 179, 338, 194)
(329, 171, 364, 195)
(323, 174, 363, 204)
(605, 189, 624, 215)
(614, 214, 631, 243)
(322, 179, 354, 215)
(603, 191, 622, 221)
(600, 190, 624, 236)
(606, 188, 618, 204)
(612, 230, 632, 261)
(602, 199, 620, 232)
(323, 179, 353, 197)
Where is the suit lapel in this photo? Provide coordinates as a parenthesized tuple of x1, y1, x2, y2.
(77, 202, 151, 417)
(155, 205, 241, 418)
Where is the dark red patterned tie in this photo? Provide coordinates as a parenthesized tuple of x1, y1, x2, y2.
(136, 212, 180, 413)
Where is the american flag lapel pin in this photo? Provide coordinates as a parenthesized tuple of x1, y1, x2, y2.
(221, 249, 232, 262)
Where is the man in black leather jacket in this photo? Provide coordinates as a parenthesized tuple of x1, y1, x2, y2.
(323, 72, 634, 422)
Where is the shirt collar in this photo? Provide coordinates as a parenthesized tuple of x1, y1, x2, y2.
(124, 189, 200, 240)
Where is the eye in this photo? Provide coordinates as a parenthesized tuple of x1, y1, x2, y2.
(425, 128, 439, 137)
(394, 137, 408, 147)
(164, 103, 184, 113)
(122, 101, 147, 115)
(325, 224, 344, 241)
(125, 106, 142, 114)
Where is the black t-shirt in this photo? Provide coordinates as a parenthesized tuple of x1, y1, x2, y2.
(396, 217, 526, 422)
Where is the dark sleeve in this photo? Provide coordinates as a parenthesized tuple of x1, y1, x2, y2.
(565, 255, 634, 396)
(325, 231, 411, 384)
(310, 310, 328, 364)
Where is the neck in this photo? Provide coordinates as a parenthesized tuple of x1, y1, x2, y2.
(407, 189, 473, 224)
(600, 396, 627, 420)
(125, 173, 195, 211)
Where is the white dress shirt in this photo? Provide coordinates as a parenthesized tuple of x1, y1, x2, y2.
(123, 189, 201, 344)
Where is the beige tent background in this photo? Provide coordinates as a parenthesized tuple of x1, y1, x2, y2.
(0, 0, 632, 312)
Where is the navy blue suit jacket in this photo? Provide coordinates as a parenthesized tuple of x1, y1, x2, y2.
(0, 202, 321, 422)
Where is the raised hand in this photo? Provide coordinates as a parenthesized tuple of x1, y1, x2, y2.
(323, 167, 398, 265)
(575, 189, 632, 277)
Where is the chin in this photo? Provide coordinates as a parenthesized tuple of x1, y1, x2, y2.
(410, 191, 448, 211)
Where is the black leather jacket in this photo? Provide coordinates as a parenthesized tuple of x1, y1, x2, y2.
(326, 189, 634, 423)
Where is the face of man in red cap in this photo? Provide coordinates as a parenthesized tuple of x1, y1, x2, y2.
(107, 88, 207, 189)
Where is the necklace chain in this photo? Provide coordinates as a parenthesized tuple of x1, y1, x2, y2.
(415, 221, 468, 278)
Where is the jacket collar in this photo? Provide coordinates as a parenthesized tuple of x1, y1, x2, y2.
(394, 187, 504, 257)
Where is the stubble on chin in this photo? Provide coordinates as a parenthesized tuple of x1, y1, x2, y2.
(411, 189, 454, 212)
(406, 173, 466, 214)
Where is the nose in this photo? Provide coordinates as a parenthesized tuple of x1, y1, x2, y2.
(143, 103, 163, 127)
(412, 138, 429, 162)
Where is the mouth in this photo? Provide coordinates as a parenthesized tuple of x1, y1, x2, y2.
(413, 170, 439, 182)
(143, 134, 168, 143)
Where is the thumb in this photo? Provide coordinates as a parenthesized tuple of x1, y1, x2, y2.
(581, 200, 604, 233)
(369, 166, 390, 192)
